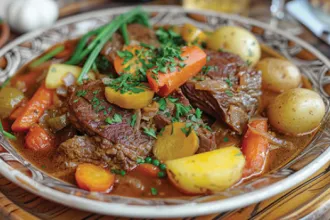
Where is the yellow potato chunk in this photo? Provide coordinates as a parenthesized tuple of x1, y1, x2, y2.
(153, 122, 199, 161)
(45, 64, 95, 89)
(166, 146, 245, 194)
(181, 23, 207, 45)
(105, 86, 154, 109)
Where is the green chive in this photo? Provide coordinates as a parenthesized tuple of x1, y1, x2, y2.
(29, 45, 65, 68)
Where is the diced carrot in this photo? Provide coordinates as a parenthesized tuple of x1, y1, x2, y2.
(12, 83, 53, 132)
(241, 119, 269, 178)
(147, 46, 206, 97)
(11, 71, 42, 92)
(25, 125, 54, 151)
(114, 45, 145, 75)
(9, 99, 27, 120)
(135, 163, 160, 178)
(75, 163, 115, 192)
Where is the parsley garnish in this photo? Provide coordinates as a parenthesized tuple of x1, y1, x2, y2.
(76, 90, 87, 97)
(225, 78, 233, 87)
(143, 127, 157, 139)
(168, 96, 178, 103)
(195, 108, 202, 119)
(225, 90, 233, 97)
(201, 65, 218, 75)
(151, 187, 158, 195)
(105, 114, 122, 124)
(158, 98, 167, 111)
(130, 114, 137, 127)
(223, 136, 229, 142)
(0, 121, 16, 140)
(175, 103, 191, 119)
(105, 74, 145, 94)
(181, 123, 193, 137)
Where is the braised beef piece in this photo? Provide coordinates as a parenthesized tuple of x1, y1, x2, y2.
(182, 50, 262, 134)
(143, 89, 217, 153)
(59, 80, 154, 171)
(101, 23, 159, 64)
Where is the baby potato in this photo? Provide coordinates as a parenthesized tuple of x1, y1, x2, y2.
(166, 146, 245, 194)
(256, 58, 301, 93)
(153, 122, 199, 161)
(181, 23, 207, 45)
(268, 88, 325, 136)
(207, 26, 261, 66)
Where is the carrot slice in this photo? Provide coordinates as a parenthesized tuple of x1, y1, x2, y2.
(147, 46, 206, 97)
(114, 45, 145, 76)
(241, 119, 269, 178)
(135, 163, 160, 178)
(25, 125, 54, 151)
(75, 163, 115, 192)
(9, 99, 27, 120)
(11, 83, 53, 132)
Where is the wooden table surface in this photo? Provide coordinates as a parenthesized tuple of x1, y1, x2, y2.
(0, 0, 329, 219)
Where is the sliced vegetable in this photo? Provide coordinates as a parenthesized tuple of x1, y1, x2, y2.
(75, 163, 115, 192)
(29, 45, 65, 68)
(9, 99, 27, 120)
(105, 85, 154, 109)
(25, 125, 54, 151)
(181, 23, 207, 45)
(114, 45, 146, 76)
(166, 146, 245, 194)
(147, 46, 206, 97)
(12, 84, 53, 132)
(241, 119, 269, 178)
(45, 64, 95, 89)
(0, 87, 25, 118)
(153, 122, 199, 161)
(135, 163, 160, 178)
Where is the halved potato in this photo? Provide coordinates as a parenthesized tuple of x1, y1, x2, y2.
(166, 146, 245, 194)
(105, 86, 154, 109)
(45, 64, 95, 89)
(153, 122, 199, 161)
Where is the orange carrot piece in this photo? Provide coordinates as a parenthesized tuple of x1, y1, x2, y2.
(9, 99, 27, 120)
(75, 163, 115, 192)
(241, 119, 269, 178)
(147, 46, 206, 97)
(135, 163, 160, 178)
(12, 83, 53, 132)
(114, 45, 145, 75)
(25, 125, 54, 151)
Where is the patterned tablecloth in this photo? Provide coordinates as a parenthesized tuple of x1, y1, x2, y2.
(0, 0, 329, 219)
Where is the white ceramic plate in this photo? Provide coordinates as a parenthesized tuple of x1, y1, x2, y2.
(0, 6, 329, 218)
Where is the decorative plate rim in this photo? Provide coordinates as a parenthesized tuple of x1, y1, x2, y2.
(0, 5, 329, 218)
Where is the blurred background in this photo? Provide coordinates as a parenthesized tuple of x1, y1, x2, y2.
(0, 0, 330, 56)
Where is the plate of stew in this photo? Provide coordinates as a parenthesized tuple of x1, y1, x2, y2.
(0, 6, 329, 218)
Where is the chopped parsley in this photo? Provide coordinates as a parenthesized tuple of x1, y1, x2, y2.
(105, 74, 145, 94)
(195, 108, 202, 119)
(130, 114, 137, 127)
(111, 169, 126, 176)
(158, 98, 167, 111)
(105, 114, 122, 124)
(174, 103, 191, 119)
(223, 136, 229, 142)
(76, 90, 87, 97)
(225, 90, 233, 97)
(201, 65, 218, 75)
(151, 187, 158, 196)
(181, 123, 193, 137)
(225, 78, 233, 87)
(167, 96, 178, 103)
(0, 121, 16, 140)
(143, 127, 157, 139)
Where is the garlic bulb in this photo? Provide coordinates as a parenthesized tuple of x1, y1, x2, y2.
(7, 0, 59, 33)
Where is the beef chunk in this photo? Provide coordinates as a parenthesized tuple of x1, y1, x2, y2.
(182, 50, 262, 134)
(101, 24, 159, 63)
(63, 80, 153, 171)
